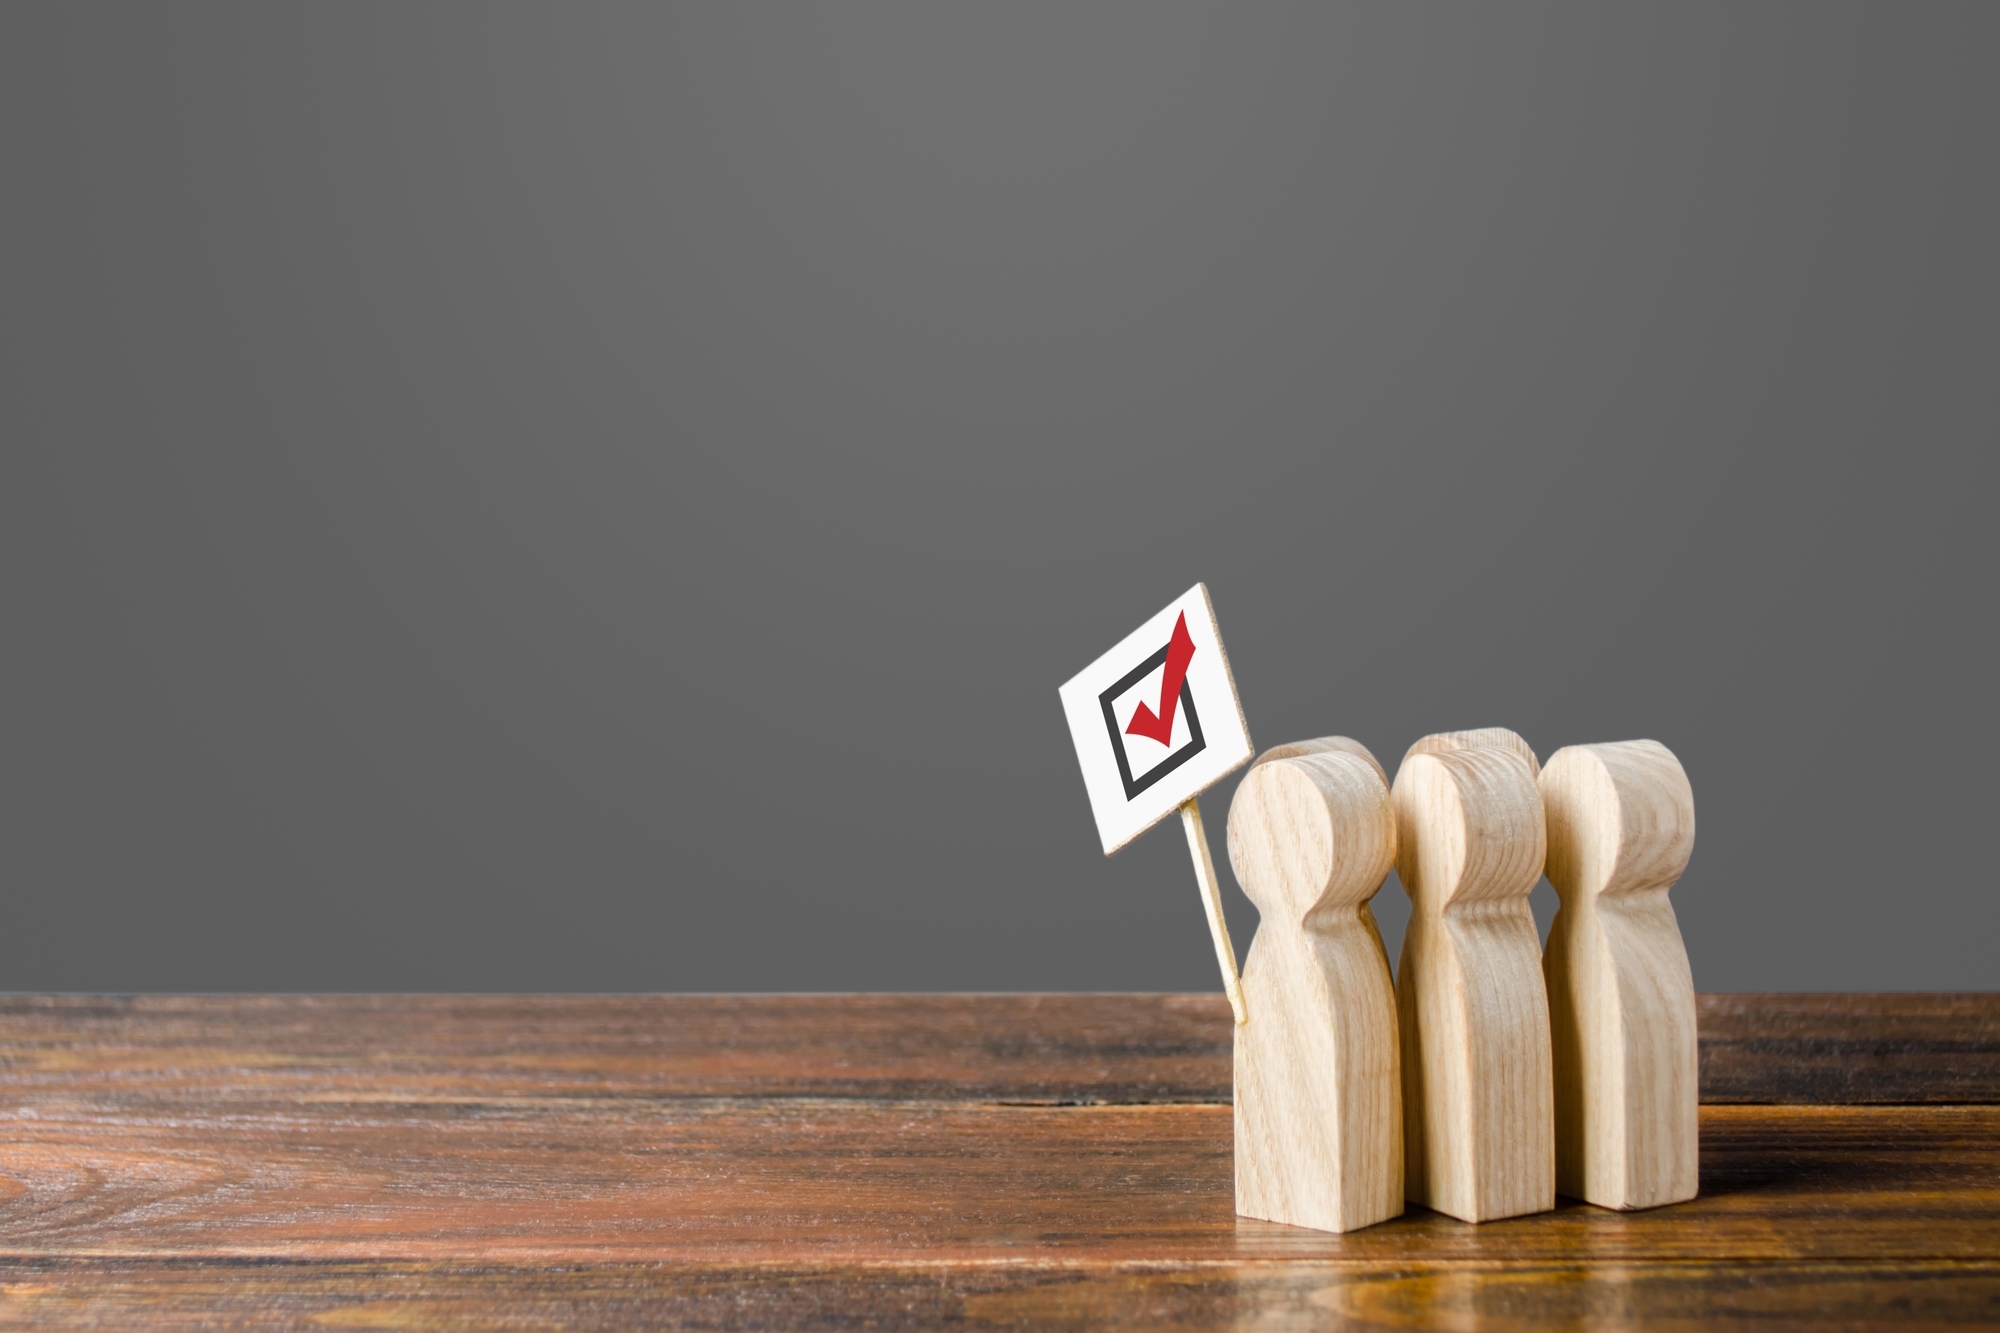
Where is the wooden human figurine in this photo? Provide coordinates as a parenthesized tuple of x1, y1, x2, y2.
(1404, 726, 1540, 779)
(1247, 737, 1394, 972)
(1392, 729, 1554, 1222)
(1227, 738, 1402, 1233)
(1541, 740, 1699, 1210)
(1253, 736, 1388, 785)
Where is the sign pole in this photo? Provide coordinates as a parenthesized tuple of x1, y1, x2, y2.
(1180, 797, 1247, 1026)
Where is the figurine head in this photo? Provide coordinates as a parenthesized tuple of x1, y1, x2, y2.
(1228, 744, 1396, 930)
(1541, 740, 1695, 903)
(1392, 745, 1546, 910)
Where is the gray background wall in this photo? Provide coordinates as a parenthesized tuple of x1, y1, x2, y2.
(3, 4, 1993, 993)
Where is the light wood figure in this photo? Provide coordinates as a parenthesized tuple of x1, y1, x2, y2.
(1227, 740, 1402, 1233)
(1404, 726, 1540, 779)
(1541, 740, 1698, 1211)
(1393, 730, 1554, 1222)
(1252, 738, 1393, 973)
(1254, 736, 1388, 786)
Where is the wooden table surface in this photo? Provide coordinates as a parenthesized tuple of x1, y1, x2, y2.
(0, 993, 1994, 1329)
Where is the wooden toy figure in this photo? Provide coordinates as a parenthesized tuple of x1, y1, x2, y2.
(1405, 726, 1540, 780)
(1227, 738, 1402, 1233)
(1392, 729, 1554, 1222)
(1541, 740, 1699, 1211)
(1243, 737, 1393, 971)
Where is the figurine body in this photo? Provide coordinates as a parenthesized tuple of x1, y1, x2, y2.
(1228, 740, 1402, 1233)
(1542, 740, 1699, 1210)
(1393, 730, 1554, 1223)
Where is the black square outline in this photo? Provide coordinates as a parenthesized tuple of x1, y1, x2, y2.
(1099, 642, 1206, 801)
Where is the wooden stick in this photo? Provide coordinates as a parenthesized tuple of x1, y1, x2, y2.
(1180, 798, 1247, 1026)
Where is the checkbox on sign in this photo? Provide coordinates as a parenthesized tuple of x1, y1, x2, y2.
(1099, 639, 1207, 800)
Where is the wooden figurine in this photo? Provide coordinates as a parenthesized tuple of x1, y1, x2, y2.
(1251, 739, 1392, 972)
(1227, 739, 1402, 1233)
(1404, 726, 1540, 779)
(1541, 740, 1699, 1210)
(1254, 736, 1388, 785)
(1392, 729, 1554, 1222)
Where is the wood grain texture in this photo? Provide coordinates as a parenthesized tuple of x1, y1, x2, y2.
(1249, 736, 1397, 975)
(0, 1259, 1994, 1331)
(0, 993, 1236, 1105)
(3, 993, 1994, 1106)
(0, 1097, 1994, 1262)
(1226, 743, 1401, 1232)
(1543, 740, 1699, 1209)
(0, 995, 1993, 1327)
(0, 1258, 1995, 1330)
(1404, 726, 1541, 778)
(1700, 993, 2000, 1104)
(1252, 734, 1389, 787)
(1392, 733, 1555, 1222)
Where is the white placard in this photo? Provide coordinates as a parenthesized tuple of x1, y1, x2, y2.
(1059, 583, 1255, 854)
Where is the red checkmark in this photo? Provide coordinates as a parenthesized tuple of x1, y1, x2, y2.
(1124, 612, 1196, 746)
